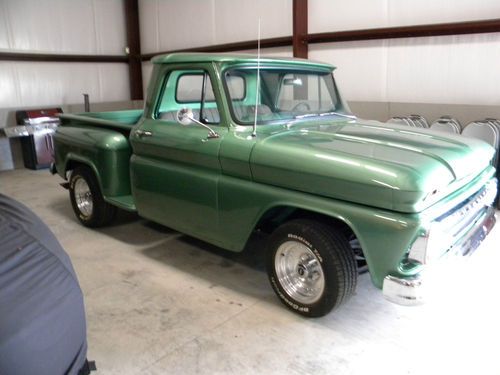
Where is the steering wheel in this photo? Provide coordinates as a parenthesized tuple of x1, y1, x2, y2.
(292, 102, 311, 112)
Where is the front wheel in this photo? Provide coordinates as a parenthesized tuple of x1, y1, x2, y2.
(69, 166, 116, 228)
(267, 219, 357, 317)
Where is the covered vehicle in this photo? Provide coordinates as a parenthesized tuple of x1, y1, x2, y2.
(0, 194, 94, 375)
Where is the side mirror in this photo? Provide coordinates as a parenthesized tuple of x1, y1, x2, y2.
(177, 108, 194, 126)
(175, 107, 220, 139)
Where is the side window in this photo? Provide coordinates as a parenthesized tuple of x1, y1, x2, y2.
(176, 74, 216, 102)
(226, 74, 245, 101)
(157, 70, 220, 124)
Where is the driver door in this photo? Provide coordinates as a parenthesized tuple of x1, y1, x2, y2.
(130, 66, 227, 243)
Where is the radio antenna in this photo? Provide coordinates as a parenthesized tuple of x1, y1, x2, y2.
(252, 18, 261, 137)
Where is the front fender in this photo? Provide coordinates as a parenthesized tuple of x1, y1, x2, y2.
(217, 175, 422, 289)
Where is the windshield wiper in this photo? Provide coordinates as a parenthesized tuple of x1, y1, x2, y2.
(319, 111, 357, 119)
(294, 111, 357, 120)
(294, 113, 320, 119)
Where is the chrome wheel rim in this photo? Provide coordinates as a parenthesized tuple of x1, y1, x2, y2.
(74, 177, 93, 218)
(274, 241, 325, 304)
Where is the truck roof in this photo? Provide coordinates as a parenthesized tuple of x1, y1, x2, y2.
(151, 52, 335, 70)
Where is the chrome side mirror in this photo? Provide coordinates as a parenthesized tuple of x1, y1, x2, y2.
(177, 108, 194, 126)
(175, 107, 220, 139)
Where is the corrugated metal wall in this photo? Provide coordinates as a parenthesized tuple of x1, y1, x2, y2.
(139, 0, 500, 107)
(309, 0, 500, 106)
(0, 0, 130, 105)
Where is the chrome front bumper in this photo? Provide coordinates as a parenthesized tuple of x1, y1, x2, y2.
(383, 207, 496, 306)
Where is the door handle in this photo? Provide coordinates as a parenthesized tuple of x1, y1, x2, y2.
(134, 129, 153, 138)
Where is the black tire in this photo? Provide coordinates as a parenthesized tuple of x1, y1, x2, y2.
(69, 166, 116, 228)
(267, 219, 357, 317)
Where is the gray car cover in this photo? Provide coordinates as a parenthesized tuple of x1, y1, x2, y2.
(0, 194, 89, 375)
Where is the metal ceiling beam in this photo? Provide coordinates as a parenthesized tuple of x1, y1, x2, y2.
(293, 0, 308, 58)
(141, 18, 500, 61)
(0, 52, 127, 63)
(124, 0, 144, 100)
(140, 37, 293, 61)
(307, 18, 500, 44)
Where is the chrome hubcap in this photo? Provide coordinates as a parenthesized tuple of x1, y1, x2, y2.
(274, 241, 325, 304)
(74, 177, 93, 217)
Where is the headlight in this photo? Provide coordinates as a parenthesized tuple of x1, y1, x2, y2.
(408, 225, 452, 265)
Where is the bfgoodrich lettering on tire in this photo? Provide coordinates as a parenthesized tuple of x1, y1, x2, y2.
(267, 219, 357, 317)
(69, 166, 116, 228)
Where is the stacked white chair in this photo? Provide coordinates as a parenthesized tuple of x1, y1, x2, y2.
(387, 115, 429, 128)
(387, 116, 413, 126)
(408, 114, 429, 128)
(462, 118, 500, 208)
(429, 118, 461, 134)
(439, 116, 462, 131)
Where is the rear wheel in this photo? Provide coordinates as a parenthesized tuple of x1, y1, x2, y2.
(69, 166, 116, 227)
(267, 219, 357, 317)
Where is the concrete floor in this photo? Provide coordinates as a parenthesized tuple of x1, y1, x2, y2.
(1, 169, 500, 375)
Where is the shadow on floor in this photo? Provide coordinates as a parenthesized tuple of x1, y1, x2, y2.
(50, 195, 390, 320)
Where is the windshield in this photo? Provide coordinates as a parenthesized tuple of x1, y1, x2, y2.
(224, 67, 351, 125)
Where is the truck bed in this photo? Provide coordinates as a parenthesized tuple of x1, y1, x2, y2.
(58, 109, 143, 134)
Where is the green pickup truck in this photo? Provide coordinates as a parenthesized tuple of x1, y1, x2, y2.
(52, 53, 497, 317)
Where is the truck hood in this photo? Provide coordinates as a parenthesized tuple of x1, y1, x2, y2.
(250, 119, 495, 212)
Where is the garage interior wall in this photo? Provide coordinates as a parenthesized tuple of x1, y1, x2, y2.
(139, 0, 294, 93)
(308, 0, 500, 123)
(0, 0, 132, 170)
(2, 0, 500, 170)
(141, 0, 500, 123)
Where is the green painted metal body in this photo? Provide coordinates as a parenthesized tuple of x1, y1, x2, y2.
(53, 53, 496, 289)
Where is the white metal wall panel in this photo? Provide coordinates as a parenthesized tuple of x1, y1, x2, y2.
(0, 62, 129, 108)
(139, 0, 160, 54)
(139, 0, 292, 54)
(0, 63, 20, 107)
(309, 41, 388, 102)
(157, 0, 216, 52)
(310, 33, 500, 106)
(309, 0, 389, 34)
(0, 1, 12, 49)
(213, 0, 292, 45)
(92, 0, 127, 54)
(98, 64, 131, 102)
(388, 0, 500, 27)
(0, 0, 126, 54)
(139, 0, 216, 53)
(386, 33, 500, 105)
(309, 0, 500, 33)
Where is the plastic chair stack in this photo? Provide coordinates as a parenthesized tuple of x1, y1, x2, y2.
(387, 115, 429, 128)
(429, 116, 462, 134)
(462, 119, 500, 208)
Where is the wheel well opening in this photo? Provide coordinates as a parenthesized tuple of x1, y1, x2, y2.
(255, 206, 367, 273)
(64, 160, 91, 180)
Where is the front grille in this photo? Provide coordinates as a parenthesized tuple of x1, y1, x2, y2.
(431, 179, 497, 256)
